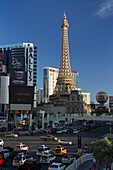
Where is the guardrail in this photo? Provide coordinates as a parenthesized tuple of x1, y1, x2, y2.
(65, 153, 93, 170)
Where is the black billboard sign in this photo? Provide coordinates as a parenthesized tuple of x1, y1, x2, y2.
(9, 56, 25, 71)
(10, 71, 27, 86)
(9, 86, 34, 105)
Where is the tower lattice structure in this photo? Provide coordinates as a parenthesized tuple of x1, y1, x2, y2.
(54, 13, 75, 95)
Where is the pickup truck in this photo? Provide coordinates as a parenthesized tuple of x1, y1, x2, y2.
(40, 135, 58, 141)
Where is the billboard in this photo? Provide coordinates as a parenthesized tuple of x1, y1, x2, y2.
(9, 86, 34, 105)
(10, 71, 27, 86)
(9, 56, 25, 71)
(109, 96, 113, 108)
(27, 47, 34, 86)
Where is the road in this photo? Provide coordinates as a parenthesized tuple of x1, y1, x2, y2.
(0, 125, 110, 169)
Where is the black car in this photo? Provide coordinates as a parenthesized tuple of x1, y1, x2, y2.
(18, 159, 41, 170)
(11, 149, 26, 158)
(3, 146, 14, 153)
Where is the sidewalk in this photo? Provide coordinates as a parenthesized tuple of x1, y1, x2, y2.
(76, 160, 94, 170)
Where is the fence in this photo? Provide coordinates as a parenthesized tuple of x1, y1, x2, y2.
(65, 153, 93, 170)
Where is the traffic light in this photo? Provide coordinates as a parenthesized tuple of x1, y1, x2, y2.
(78, 136, 81, 149)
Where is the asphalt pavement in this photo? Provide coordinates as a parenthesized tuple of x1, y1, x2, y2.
(0, 125, 110, 170)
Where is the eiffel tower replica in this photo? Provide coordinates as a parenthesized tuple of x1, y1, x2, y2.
(49, 13, 75, 105)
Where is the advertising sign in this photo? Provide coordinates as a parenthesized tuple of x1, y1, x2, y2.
(109, 96, 113, 108)
(0, 53, 4, 73)
(27, 47, 34, 86)
(10, 71, 27, 86)
(9, 86, 34, 105)
(9, 56, 25, 71)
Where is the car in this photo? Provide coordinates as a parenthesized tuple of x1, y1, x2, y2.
(66, 128, 73, 134)
(40, 135, 58, 141)
(48, 162, 66, 170)
(0, 155, 8, 165)
(75, 150, 88, 159)
(54, 146, 67, 156)
(73, 129, 80, 134)
(0, 149, 10, 158)
(40, 154, 56, 164)
(11, 150, 27, 158)
(18, 131, 30, 136)
(56, 130, 63, 134)
(5, 132, 18, 137)
(12, 155, 26, 167)
(36, 145, 51, 156)
(14, 143, 28, 152)
(0, 139, 4, 146)
(17, 159, 41, 170)
(58, 139, 72, 145)
(61, 154, 75, 164)
(3, 146, 14, 152)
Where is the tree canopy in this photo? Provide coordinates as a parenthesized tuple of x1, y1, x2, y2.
(90, 137, 113, 170)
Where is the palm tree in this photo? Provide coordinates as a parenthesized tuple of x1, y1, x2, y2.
(90, 137, 113, 169)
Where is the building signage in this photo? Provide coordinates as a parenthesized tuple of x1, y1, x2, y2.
(27, 47, 34, 86)
(10, 71, 26, 86)
(109, 96, 113, 108)
(9, 86, 34, 105)
(9, 56, 25, 71)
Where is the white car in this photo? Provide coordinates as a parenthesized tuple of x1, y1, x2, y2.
(12, 155, 26, 167)
(40, 154, 56, 163)
(56, 130, 63, 134)
(58, 139, 72, 145)
(14, 143, 28, 152)
(36, 145, 51, 156)
(73, 130, 79, 134)
(0, 139, 4, 146)
(48, 162, 66, 170)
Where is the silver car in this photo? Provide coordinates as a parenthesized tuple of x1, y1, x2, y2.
(61, 154, 75, 164)
(58, 139, 72, 145)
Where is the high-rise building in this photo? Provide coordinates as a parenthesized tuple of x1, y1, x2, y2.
(43, 67, 78, 103)
(0, 43, 37, 116)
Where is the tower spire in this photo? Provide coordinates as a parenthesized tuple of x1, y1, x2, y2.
(54, 13, 75, 95)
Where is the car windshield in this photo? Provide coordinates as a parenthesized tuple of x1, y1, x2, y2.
(56, 149, 61, 151)
(14, 157, 21, 161)
(16, 146, 20, 148)
(42, 156, 47, 159)
(50, 165, 58, 168)
(38, 148, 44, 151)
(24, 161, 35, 166)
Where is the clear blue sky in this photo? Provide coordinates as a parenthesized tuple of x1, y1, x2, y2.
(0, 0, 113, 103)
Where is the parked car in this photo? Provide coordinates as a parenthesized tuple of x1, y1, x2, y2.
(17, 159, 41, 170)
(58, 139, 72, 145)
(54, 145, 67, 156)
(61, 154, 75, 164)
(0, 139, 4, 146)
(36, 145, 51, 156)
(40, 154, 56, 164)
(40, 135, 57, 141)
(48, 162, 66, 170)
(14, 143, 28, 152)
(5, 133, 18, 137)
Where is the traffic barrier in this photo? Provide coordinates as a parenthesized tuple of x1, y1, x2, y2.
(65, 153, 93, 170)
